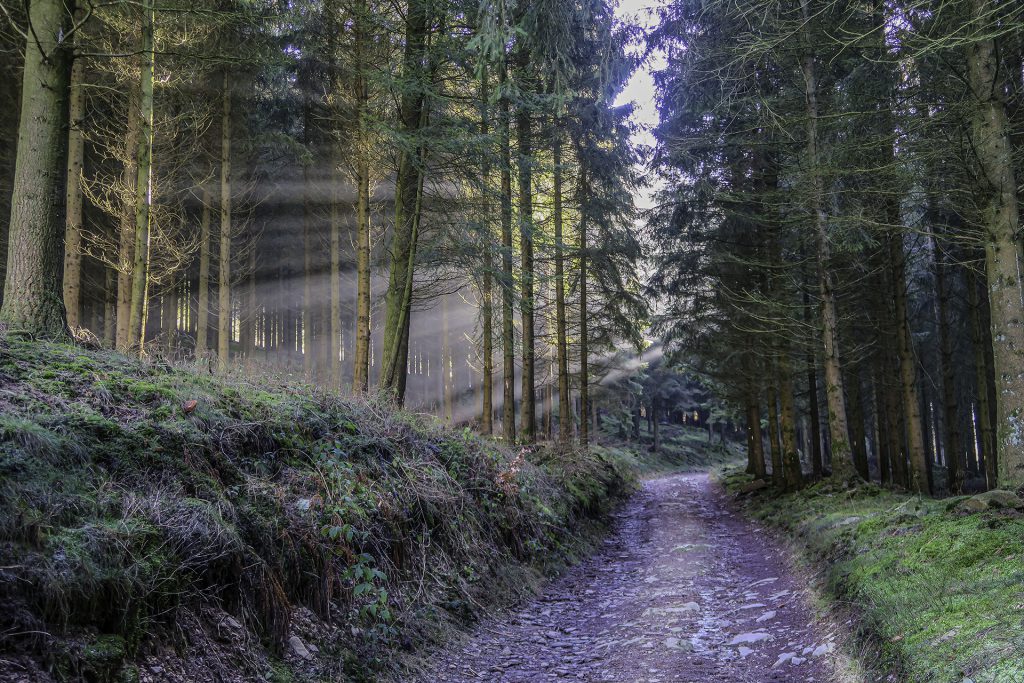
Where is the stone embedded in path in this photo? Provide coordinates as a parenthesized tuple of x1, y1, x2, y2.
(728, 631, 771, 645)
(756, 610, 777, 623)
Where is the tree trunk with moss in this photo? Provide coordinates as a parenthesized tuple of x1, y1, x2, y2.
(0, 0, 74, 337)
(966, 0, 1024, 490)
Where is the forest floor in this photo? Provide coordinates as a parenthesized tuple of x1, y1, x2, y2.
(408, 473, 845, 683)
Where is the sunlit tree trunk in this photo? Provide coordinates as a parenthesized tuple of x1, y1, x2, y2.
(217, 72, 232, 372)
(0, 0, 73, 336)
(966, 0, 1024, 490)
(127, 0, 156, 353)
(499, 61, 516, 442)
(116, 103, 141, 351)
(64, 55, 85, 330)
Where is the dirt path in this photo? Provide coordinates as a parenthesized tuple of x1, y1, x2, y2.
(418, 474, 842, 682)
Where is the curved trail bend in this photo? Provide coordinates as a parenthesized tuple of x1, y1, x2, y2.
(420, 474, 842, 682)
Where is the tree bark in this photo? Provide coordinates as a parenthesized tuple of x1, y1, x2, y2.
(934, 231, 963, 493)
(579, 175, 590, 448)
(778, 360, 805, 490)
(478, 69, 493, 432)
(966, 0, 1024, 489)
(553, 120, 571, 445)
(0, 0, 73, 337)
(217, 72, 232, 372)
(800, 0, 857, 481)
(889, 230, 930, 494)
(64, 54, 85, 330)
(127, 0, 156, 353)
(517, 88, 536, 443)
(499, 61, 516, 442)
(381, 0, 429, 402)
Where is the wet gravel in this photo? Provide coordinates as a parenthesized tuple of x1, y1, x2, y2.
(418, 474, 841, 682)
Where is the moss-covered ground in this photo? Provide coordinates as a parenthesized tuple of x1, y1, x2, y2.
(0, 336, 634, 682)
(719, 469, 1024, 683)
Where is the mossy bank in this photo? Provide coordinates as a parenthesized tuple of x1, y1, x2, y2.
(720, 470, 1024, 683)
(0, 336, 634, 683)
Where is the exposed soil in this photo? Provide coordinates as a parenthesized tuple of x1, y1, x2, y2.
(416, 474, 842, 682)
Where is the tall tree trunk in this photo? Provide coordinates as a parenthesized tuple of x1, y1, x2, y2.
(352, 12, 372, 393)
(517, 93, 536, 443)
(196, 191, 211, 358)
(1, 0, 73, 336)
(889, 231, 930, 494)
(381, 0, 429, 402)
(116, 100, 141, 351)
(217, 72, 232, 372)
(553, 121, 571, 445)
(934, 232, 963, 493)
(476, 66, 493, 433)
(800, 0, 857, 481)
(804, 289, 824, 479)
(968, 266, 998, 488)
(499, 62, 516, 443)
(64, 55, 85, 330)
(353, 160, 371, 392)
(579, 179, 590, 448)
(966, 0, 1024, 490)
(127, 0, 156, 353)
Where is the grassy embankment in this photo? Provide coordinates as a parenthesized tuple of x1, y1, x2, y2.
(720, 469, 1024, 683)
(0, 336, 635, 683)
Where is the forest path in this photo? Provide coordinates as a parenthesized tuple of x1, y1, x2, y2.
(417, 474, 843, 682)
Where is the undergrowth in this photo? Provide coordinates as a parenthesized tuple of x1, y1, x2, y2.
(0, 337, 634, 682)
(719, 469, 1024, 683)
